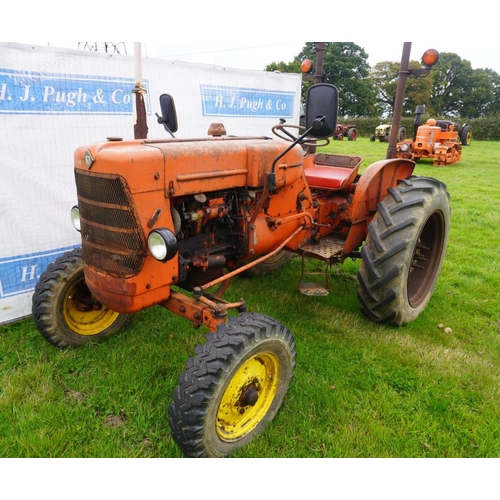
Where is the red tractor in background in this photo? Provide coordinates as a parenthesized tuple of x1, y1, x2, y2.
(396, 104, 472, 166)
(333, 123, 358, 140)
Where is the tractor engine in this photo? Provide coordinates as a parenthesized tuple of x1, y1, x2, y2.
(171, 188, 256, 289)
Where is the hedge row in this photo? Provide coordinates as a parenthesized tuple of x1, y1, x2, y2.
(343, 115, 500, 141)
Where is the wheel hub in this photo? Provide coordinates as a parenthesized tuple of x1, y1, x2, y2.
(72, 281, 102, 312)
(236, 380, 261, 410)
(64, 280, 122, 336)
(216, 353, 280, 442)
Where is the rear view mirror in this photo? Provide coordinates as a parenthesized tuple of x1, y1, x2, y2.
(305, 84, 338, 138)
(157, 93, 179, 137)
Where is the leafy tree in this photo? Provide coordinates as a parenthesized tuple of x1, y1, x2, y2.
(266, 44, 500, 120)
(429, 52, 475, 117)
(369, 61, 399, 117)
(403, 63, 435, 116)
(293, 42, 377, 117)
(370, 60, 434, 117)
(484, 68, 500, 115)
(265, 60, 301, 74)
(459, 67, 500, 119)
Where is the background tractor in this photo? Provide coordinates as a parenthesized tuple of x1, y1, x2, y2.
(32, 50, 448, 459)
(300, 107, 357, 142)
(370, 122, 406, 142)
(396, 105, 472, 166)
(333, 123, 358, 141)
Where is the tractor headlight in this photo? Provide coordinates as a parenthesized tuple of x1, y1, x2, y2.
(400, 143, 410, 153)
(148, 228, 178, 262)
(70, 205, 81, 232)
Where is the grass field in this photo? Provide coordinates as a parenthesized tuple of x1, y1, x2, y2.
(1, 138, 499, 458)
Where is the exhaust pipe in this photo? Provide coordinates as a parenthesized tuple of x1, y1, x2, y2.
(413, 105, 426, 141)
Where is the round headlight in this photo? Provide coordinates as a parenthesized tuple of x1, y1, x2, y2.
(70, 205, 81, 232)
(148, 229, 178, 262)
(400, 143, 410, 153)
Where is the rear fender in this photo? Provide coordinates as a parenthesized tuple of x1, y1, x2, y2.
(343, 158, 415, 254)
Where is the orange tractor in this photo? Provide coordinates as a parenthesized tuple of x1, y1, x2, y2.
(32, 81, 450, 457)
(396, 104, 472, 166)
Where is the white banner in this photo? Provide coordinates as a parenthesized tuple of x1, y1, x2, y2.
(0, 42, 302, 325)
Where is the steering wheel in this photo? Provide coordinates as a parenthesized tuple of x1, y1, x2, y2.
(272, 123, 330, 148)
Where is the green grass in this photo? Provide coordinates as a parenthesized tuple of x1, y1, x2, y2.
(1, 138, 499, 458)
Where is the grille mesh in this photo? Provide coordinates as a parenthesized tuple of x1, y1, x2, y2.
(75, 170, 146, 277)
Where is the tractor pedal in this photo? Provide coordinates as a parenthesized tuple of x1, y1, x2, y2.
(298, 280, 329, 296)
(298, 259, 330, 296)
(298, 238, 344, 260)
(297, 238, 344, 296)
(298, 239, 343, 297)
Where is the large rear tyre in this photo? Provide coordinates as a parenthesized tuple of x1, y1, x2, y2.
(32, 248, 130, 348)
(169, 312, 296, 457)
(460, 125, 472, 146)
(357, 176, 450, 326)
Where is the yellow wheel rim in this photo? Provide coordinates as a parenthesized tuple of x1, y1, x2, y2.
(63, 280, 120, 336)
(216, 352, 280, 441)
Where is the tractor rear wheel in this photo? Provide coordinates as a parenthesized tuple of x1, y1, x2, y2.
(169, 312, 296, 457)
(32, 248, 130, 348)
(357, 176, 450, 326)
(460, 125, 472, 146)
(347, 127, 358, 141)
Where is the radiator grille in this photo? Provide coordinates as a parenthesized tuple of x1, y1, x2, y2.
(75, 170, 146, 277)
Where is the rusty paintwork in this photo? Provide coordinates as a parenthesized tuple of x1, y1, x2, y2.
(73, 129, 417, 331)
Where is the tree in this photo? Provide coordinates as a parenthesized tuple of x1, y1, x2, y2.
(484, 68, 500, 115)
(429, 52, 475, 117)
(461, 68, 497, 118)
(370, 61, 399, 117)
(265, 60, 301, 74)
(293, 42, 377, 117)
(370, 60, 434, 117)
(265, 45, 500, 120)
(403, 62, 435, 116)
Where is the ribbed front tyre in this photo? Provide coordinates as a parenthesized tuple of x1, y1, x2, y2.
(169, 312, 296, 457)
(357, 176, 450, 326)
(32, 248, 130, 348)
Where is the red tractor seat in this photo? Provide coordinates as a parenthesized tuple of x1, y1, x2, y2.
(304, 153, 362, 190)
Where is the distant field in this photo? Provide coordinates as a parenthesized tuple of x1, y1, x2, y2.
(1, 138, 499, 458)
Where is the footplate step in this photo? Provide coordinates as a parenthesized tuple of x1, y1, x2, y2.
(298, 281, 329, 296)
(297, 238, 344, 296)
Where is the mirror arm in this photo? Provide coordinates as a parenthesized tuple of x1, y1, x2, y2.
(156, 112, 175, 138)
(268, 124, 316, 192)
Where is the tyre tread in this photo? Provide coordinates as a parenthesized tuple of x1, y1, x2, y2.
(357, 176, 450, 325)
(169, 312, 296, 457)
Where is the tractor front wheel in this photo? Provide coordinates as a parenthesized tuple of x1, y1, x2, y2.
(32, 248, 130, 348)
(357, 176, 450, 326)
(169, 312, 296, 457)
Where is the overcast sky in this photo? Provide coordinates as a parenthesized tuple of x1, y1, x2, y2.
(22, 41, 500, 75)
(144, 42, 500, 74)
